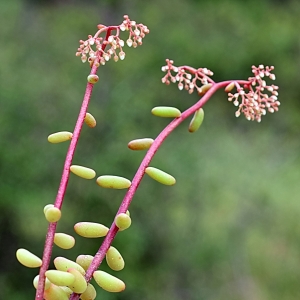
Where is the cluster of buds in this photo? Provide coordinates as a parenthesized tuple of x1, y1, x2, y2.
(161, 59, 214, 95)
(227, 65, 279, 122)
(76, 15, 149, 67)
(162, 60, 279, 122)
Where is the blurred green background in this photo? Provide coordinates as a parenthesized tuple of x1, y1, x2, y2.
(1, 0, 300, 299)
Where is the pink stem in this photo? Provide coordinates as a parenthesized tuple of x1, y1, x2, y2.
(35, 26, 116, 300)
(35, 69, 98, 300)
(35, 27, 115, 300)
(69, 79, 249, 300)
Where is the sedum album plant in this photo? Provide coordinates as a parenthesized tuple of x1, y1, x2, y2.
(16, 15, 279, 300)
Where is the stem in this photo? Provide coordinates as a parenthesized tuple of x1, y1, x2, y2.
(35, 68, 97, 300)
(69, 79, 249, 300)
(35, 26, 117, 300)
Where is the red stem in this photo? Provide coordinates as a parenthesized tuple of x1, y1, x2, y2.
(35, 70, 97, 300)
(35, 28, 115, 300)
(69, 79, 249, 300)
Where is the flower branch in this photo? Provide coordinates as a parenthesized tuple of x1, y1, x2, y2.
(30, 15, 149, 300)
(70, 59, 279, 299)
(76, 15, 149, 65)
(161, 60, 279, 122)
(16, 16, 280, 300)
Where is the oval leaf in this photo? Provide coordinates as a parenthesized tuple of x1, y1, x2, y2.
(70, 165, 96, 180)
(145, 167, 176, 185)
(96, 175, 131, 189)
(188, 108, 204, 133)
(151, 106, 181, 118)
(74, 222, 109, 238)
(16, 248, 42, 268)
(54, 256, 85, 275)
(93, 271, 125, 293)
(54, 233, 75, 250)
(115, 213, 131, 231)
(48, 131, 73, 144)
(80, 283, 97, 300)
(76, 255, 94, 271)
(128, 138, 154, 150)
(84, 113, 97, 128)
(45, 270, 75, 286)
(106, 246, 125, 271)
(67, 268, 87, 294)
(44, 207, 61, 223)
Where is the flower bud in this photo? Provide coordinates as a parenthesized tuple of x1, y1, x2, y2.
(106, 246, 125, 271)
(70, 165, 96, 180)
(151, 106, 181, 118)
(48, 131, 73, 144)
(74, 222, 109, 238)
(54, 233, 75, 249)
(126, 39, 133, 47)
(119, 51, 125, 60)
(93, 271, 125, 293)
(96, 175, 131, 189)
(128, 138, 154, 150)
(188, 108, 204, 133)
(115, 213, 131, 231)
(145, 167, 176, 185)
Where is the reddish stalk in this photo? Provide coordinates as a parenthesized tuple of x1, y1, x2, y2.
(33, 16, 279, 300)
(35, 64, 98, 300)
(69, 79, 249, 300)
(35, 28, 114, 300)
(35, 16, 150, 298)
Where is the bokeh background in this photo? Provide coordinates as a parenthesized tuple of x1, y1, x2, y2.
(1, 0, 300, 299)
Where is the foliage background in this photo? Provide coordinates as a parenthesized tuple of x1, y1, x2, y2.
(0, 0, 300, 299)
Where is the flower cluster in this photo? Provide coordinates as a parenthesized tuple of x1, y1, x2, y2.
(161, 60, 279, 122)
(161, 59, 214, 95)
(76, 15, 149, 67)
(227, 65, 279, 122)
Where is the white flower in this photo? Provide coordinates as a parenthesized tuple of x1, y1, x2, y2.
(119, 51, 125, 60)
(126, 39, 133, 47)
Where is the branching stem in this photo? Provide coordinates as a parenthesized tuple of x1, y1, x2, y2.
(35, 28, 115, 300)
(68, 79, 249, 300)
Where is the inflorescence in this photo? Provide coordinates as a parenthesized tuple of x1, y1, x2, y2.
(76, 15, 149, 67)
(228, 65, 279, 122)
(16, 15, 151, 300)
(161, 59, 215, 95)
(17, 14, 281, 300)
(161, 60, 279, 122)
